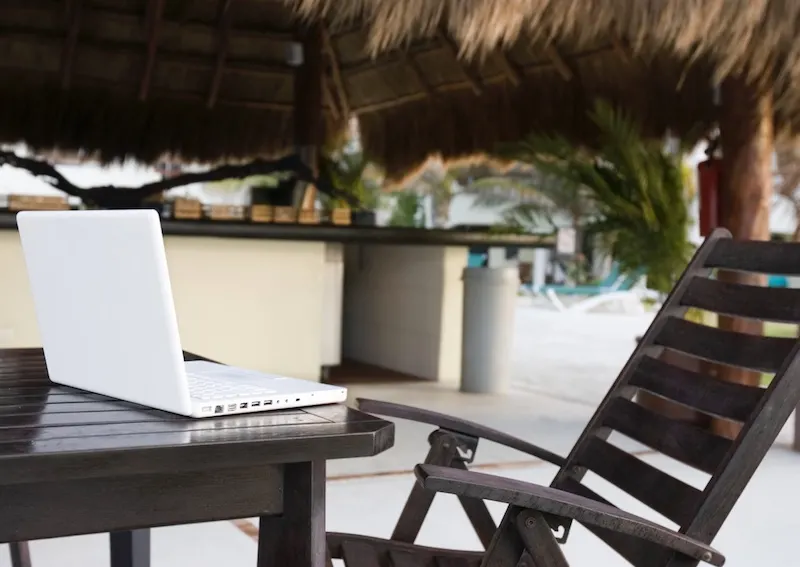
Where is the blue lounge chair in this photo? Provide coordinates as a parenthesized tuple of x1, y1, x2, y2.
(523, 262, 624, 296)
(525, 263, 651, 313)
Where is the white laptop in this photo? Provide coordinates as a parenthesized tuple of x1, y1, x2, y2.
(16, 209, 347, 418)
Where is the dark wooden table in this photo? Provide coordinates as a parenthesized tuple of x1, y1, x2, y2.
(0, 348, 394, 567)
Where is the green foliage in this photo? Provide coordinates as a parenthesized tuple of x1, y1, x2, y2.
(499, 100, 693, 293)
(467, 169, 595, 233)
(393, 161, 457, 227)
(319, 149, 383, 210)
(388, 192, 423, 227)
(205, 174, 284, 193)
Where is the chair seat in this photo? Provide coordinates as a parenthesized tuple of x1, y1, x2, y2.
(328, 532, 483, 567)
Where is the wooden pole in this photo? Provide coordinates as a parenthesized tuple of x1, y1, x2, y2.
(714, 72, 774, 438)
(292, 23, 323, 211)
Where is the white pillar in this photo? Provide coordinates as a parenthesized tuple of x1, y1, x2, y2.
(532, 248, 549, 291)
(461, 266, 519, 394)
(321, 243, 344, 367)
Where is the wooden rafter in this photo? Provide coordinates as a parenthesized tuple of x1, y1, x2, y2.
(544, 46, 573, 81)
(400, 50, 436, 98)
(60, 0, 83, 90)
(610, 33, 633, 64)
(320, 25, 350, 116)
(207, 0, 234, 108)
(436, 27, 483, 95)
(139, 0, 165, 101)
(322, 75, 340, 120)
(496, 52, 522, 86)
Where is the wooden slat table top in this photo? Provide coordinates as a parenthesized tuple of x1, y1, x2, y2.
(0, 348, 394, 485)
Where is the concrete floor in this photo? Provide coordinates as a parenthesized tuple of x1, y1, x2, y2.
(2, 305, 797, 566)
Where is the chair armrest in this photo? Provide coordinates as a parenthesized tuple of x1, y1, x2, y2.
(415, 465, 724, 566)
(357, 398, 565, 467)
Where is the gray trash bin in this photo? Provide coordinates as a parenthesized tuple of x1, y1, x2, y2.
(460, 266, 519, 393)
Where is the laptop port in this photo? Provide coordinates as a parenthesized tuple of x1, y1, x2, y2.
(202, 406, 212, 413)
(214, 405, 224, 414)
(251, 401, 261, 407)
(264, 400, 273, 405)
(296, 398, 301, 402)
(240, 402, 248, 409)
(227, 404, 236, 412)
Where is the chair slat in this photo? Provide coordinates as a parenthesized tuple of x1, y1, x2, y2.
(342, 541, 383, 567)
(435, 557, 479, 567)
(653, 317, 795, 373)
(705, 239, 800, 275)
(576, 437, 702, 526)
(682, 276, 800, 323)
(601, 398, 732, 474)
(559, 477, 671, 567)
(630, 355, 764, 422)
(389, 550, 426, 567)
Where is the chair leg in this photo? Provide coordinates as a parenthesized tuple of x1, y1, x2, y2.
(9, 542, 32, 567)
(110, 530, 150, 567)
(390, 430, 460, 543)
(515, 510, 569, 567)
(453, 460, 497, 548)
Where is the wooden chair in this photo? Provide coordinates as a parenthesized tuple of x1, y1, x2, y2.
(329, 227, 800, 566)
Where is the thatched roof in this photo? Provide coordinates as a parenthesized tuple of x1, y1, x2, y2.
(1, 1, 799, 177)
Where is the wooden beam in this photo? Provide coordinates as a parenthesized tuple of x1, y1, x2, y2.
(60, 0, 83, 90)
(400, 50, 436, 98)
(293, 24, 324, 210)
(610, 33, 633, 64)
(436, 27, 483, 95)
(544, 46, 573, 81)
(715, 72, 774, 439)
(496, 52, 522, 86)
(139, 0, 165, 101)
(322, 75, 340, 120)
(207, 0, 234, 108)
(320, 25, 350, 116)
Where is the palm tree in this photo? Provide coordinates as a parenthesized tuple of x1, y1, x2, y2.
(464, 163, 596, 239)
(499, 100, 693, 293)
(387, 192, 424, 227)
(318, 148, 384, 210)
(393, 159, 458, 227)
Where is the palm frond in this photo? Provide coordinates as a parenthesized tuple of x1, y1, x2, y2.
(494, 98, 693, 293)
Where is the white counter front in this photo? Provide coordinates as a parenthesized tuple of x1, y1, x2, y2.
(0, 231, 328, 381)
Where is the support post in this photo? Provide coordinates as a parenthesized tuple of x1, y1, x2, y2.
(257, 461, 326, 567)
(716, 72, 774, 439)
(292, 24, 324, 211)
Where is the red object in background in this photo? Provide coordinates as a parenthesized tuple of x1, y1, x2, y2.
(698, 158, 721, 236)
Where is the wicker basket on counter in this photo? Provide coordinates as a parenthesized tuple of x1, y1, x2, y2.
(208, 204, 246, 221)
(7, 194, 69, 211)
(173, 198, 203, 220)
(250, 205, 274, 223)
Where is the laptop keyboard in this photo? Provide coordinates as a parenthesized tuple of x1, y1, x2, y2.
(187, 373, 277, 401)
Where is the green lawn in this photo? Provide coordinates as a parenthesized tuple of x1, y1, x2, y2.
(764, 322, 799, 338)
(762, 323, 798, 386)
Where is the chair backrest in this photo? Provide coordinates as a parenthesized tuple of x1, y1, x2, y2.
(550, 228, 800, 567)
(598, 262, 622, 288)
(611, 267, 646, 291)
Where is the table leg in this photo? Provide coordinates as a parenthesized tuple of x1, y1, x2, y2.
(257, 460, 326, 567)
(110, 529, 150, 567)
(9, 542, 31, 567)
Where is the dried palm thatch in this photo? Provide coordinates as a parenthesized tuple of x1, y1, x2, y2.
(0, 0, 798, 179)
(290, 0, 799, 77)
(291, 0, 800, 174)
